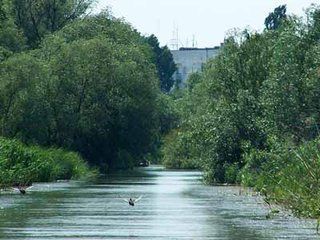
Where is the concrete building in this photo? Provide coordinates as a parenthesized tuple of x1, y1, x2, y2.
(171, 47, 220, 88)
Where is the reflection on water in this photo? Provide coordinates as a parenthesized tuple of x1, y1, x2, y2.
(0, 166, 317, 239)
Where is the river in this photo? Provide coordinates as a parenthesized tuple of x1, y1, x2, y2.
(0, 166, 318, 239)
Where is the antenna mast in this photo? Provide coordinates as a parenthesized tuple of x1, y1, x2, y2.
(169, 23, 179, 50)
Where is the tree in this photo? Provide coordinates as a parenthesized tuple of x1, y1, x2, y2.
(146, 34, 176, 93)
(46, 37, 160, 169)
(0, 13, 164, 171)
(0, 0, 25, 53)
(265, 5, 287, 30)
(305, 4, 320, 43)
(0, 53, 51, 138)
(161, 30, 273, 182)
(11, 0, 94, 48)
(0, 0, 6, 21)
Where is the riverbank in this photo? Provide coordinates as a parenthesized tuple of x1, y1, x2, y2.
(241, 137, 320, 220)
(163, 137, 320, 223)
(0, 137, 95, 189)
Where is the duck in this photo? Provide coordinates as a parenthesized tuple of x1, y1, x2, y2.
(123, 196, 143, 206)
(12, 185, 33, 195)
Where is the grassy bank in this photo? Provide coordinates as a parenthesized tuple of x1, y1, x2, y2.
(0, 137, 95, 188)
(241, 137, 320, 219)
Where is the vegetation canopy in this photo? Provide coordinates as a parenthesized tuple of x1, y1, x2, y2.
(161, 4, 320, 219)
(0, 0, 177, 183)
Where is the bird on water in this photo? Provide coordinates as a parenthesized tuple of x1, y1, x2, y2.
(123, 196, 143, 206)
(12, 185, 33, 195)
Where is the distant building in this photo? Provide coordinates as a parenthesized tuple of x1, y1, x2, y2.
(171, 47, 221, 88)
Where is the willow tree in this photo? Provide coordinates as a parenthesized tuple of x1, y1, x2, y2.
(11, 0, 94, 47)
(0, 13, 165, 171)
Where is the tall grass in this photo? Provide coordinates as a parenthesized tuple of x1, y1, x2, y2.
(0, 137, 94, 188)
(241, 137, 320, 218)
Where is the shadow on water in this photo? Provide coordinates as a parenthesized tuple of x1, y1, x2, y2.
(0, 165, 318, 239)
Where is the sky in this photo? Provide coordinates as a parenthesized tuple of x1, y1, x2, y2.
(93, 0, 317, 49)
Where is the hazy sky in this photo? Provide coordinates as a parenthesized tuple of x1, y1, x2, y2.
(93, 0, 317, 48)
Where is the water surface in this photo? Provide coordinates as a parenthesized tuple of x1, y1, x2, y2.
(0, 166, 317, 239)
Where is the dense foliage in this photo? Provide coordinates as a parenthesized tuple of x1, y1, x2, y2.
(11, 0, 94, 48)
(0, 0, 176, 178)
(162, 4, 320, 217)
(0, 137, 92, 188)
(241, 136, 320, 218)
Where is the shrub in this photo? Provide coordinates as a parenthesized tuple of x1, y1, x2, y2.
(0, 137, 93, 188)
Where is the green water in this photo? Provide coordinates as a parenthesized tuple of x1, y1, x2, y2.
(0, 166, 317, 239)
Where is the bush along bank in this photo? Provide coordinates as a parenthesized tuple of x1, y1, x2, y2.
(241, 136, 320, 219)
(0, 137, 95, 188)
